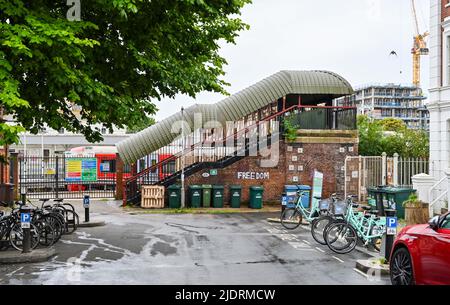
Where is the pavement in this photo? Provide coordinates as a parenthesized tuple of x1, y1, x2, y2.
(0, 199, 391, 285)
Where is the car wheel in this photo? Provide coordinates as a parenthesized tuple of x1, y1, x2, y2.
(390, 247, 414, 285)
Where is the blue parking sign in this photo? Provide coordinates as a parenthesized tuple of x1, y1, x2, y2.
(21, 213, 31, 228)
(386, 217, 398, 236)
(83, 195, 90, 208)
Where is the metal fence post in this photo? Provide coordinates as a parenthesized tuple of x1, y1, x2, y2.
(55, 155, 59, 199)
(393, 153, 399, 187)
(382, 152, 387, 186)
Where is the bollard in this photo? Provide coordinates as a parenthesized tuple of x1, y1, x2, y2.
(83, 194, 90, 223)
(383, 209, 397, 262)
(20, 206, 33, 254)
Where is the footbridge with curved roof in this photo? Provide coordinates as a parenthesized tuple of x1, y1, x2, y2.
(116, 70, 353, 164)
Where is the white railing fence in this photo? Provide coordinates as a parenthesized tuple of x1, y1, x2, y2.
(345, 153, 431, 202)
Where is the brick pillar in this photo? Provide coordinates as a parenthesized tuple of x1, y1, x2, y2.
(11, 152, 19, 200)
(115, 153, 124, 200)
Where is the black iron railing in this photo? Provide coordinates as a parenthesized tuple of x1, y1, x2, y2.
(285, 106, 357, 131)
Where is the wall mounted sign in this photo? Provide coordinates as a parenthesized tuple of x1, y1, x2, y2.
(237, 172, 270, 180)
(202, 172, 210, 178)
(312, 170, 324, 205)
(210, 169, 218, 176)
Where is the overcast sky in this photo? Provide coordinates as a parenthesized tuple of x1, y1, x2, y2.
(154, 0, 430, 120)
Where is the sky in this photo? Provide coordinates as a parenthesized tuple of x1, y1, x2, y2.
(154, 0, 430, 120)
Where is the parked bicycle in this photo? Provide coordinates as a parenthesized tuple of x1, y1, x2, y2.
(0, 198, 80, 252)
(280, 190, 338, 230)
(323, 200, 386, 254)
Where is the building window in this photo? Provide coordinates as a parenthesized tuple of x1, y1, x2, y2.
(447, 36, 450, 85)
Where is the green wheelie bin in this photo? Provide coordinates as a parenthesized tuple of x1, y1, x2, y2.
(229, 185, 242, 208)
(189, 185, 202, 208)
(367, 186, 416, 219)
(212, 185, 224, 208)
(249, 186, 264, 209)
(168, 185, 181, 209)
(202, 185, 212, 208)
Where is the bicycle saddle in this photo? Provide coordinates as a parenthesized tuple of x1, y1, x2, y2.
(54, 199, 64, 203)
(360, 206, 372, 211)
(39, 198, 50, 202)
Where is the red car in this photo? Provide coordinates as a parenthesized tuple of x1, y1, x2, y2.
(390, 212, 450, 285)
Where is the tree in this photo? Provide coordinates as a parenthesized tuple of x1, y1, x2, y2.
(0, 0, 252, 146)
(126, 115, 155, 134)
(357, 115, 429, 158)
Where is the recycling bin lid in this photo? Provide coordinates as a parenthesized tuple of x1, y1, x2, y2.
(250, 186, 264, 190)
(212, 185, 224, 189)
(168, 184, 181, 189)
(284, 185, 299, 191)
(382, 187, 416, 193)
(230, 185, 242, 189)
(189, 185, 202, 189)
(297, 185, 311, 191)
(202, 184, 212, 188)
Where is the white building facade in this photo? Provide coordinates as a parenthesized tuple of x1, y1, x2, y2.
(421, 0, 450, 214)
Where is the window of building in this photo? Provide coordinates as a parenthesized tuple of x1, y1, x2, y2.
(447, 36, 450, 85)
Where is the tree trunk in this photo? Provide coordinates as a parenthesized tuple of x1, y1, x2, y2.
(405, 203, 430, 225)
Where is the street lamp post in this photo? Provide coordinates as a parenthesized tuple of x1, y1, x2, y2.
(180, 107, 186, 209)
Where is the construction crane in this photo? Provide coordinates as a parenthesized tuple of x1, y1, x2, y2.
(411, 0, 429, 88)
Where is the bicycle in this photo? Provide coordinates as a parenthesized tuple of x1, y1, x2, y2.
(280, 190, 336, 230)
(0, 202, 40, 251)
(324, 200, 386, 254)
(310, 195, 354, 245)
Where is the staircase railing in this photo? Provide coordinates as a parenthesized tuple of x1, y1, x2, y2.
(123, 104, 300, 206)
(429, 176, 447, 216)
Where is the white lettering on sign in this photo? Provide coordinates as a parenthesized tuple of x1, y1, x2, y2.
(237, 172, 270, 180)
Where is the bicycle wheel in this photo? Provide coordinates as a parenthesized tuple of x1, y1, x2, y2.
(65, 210, 79, 234)
(281, 208, 302, 230)
(9, 223, 40, 251)
(325, 222, 358, 254)
(44, 214, 64, 241)
(322, 217, 346, 245)
(311, 216, 332, 245)
(34, 220, 56, 247)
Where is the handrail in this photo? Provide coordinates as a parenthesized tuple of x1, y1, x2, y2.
(429, 176, 447, 215)
(124, 104, 300, 184)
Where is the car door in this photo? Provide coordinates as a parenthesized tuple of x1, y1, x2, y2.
(417, 214, 450, 285)
(434, 213, 450, 285)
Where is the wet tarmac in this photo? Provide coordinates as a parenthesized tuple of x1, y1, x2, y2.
(0, 201, 390, 285)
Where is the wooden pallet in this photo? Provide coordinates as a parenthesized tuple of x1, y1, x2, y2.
(141, 186, 165, 209)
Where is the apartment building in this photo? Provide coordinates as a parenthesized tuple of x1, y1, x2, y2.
(334, 84, 429, 130)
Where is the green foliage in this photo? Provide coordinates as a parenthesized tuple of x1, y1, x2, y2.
(283, 119, 299, 143)
(126, 115, 156, 133)
(357, 115, 429, 158)
(0, 0, 252, 144)
(402, 192, 422, 207)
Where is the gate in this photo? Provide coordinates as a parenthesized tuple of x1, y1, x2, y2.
(19, 154, 118, 199)
(344, 153, 430, 202)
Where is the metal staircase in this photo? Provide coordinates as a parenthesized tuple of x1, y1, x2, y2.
(123, 105, 294, 206)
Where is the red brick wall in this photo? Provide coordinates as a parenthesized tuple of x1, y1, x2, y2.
(0, 149, 8, 184)
(183, 139, 358, 206)
(442, 0, 450, 21)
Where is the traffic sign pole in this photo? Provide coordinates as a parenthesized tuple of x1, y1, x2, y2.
(84, 194, 90, 223)
(384, 210, 397, 262)
(20, 210, 32, 254)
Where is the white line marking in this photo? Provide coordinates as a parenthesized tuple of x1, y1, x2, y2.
(332, 256, 344, 263)
(302, 240, 310, 245)
(353, 268, 368, 278)
(315, 247, 325, 253)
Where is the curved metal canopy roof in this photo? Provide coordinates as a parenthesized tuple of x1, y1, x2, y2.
(116, 70, 353, 164)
